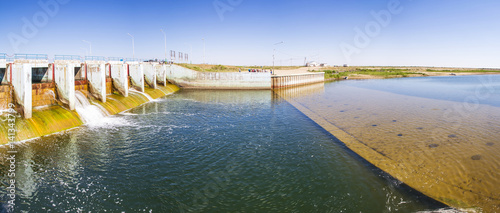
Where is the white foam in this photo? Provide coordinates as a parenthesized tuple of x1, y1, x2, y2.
(129, 88, 154, 101)
(75, 91, 110, 124)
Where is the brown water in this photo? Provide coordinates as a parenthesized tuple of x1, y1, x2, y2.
(275, 75, 500, 212)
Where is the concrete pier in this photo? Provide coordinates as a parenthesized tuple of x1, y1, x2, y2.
(11, 56, 50, 118)
(11, 63, 32, 118)
(155, 64, 167, 87)
(127, 62, 144, 92)
(54, 60, 79, 110)
(86, 61, 106, 102)
(108, 61, 129, 97)
(271, 73, 324, 89)
(142, 63, 157, 89)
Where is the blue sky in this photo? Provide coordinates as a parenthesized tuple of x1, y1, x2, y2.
(1, 0, 499, 68)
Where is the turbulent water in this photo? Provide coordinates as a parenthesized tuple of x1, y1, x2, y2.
(0, 87, 454, 212)
(75, 91, 110, 124)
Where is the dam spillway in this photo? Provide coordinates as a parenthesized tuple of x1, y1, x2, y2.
(0, 54, 182, 144)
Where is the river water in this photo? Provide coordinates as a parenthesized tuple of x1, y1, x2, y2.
(1, 75, 498, 212)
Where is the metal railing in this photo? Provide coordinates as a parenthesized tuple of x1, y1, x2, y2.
(14, 54, 48, 60)
(55, 55, 82, 61)
(108, 57, 124, 61)
(85, 56, 106, 61)
(2, 54, 162, 63)
(125, 58, 139, 62)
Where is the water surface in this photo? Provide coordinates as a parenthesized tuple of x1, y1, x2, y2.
(275, 75, 500, 212)
(0, 89, 447, 212)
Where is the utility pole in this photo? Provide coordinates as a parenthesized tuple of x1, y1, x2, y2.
(202, 38, 205, 64)
(272, 41, 284, 75)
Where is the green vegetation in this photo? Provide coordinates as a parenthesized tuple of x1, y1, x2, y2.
(425, 69, 500, 73)
(246, 65, 302, 70)
(318, 68, 427, 80)
(180, 64, 203, 72)
(206, 64, 228, 72)
(177, 63, 304, 72)
(177, 63, 239, 72)
(321, 70, 349, 79)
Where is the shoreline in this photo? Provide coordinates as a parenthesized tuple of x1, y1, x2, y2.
(325, 71, 500, 81)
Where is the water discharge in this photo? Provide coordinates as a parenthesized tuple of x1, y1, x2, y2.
(130, 88, 154, 101)
(75, 91, 110, 123)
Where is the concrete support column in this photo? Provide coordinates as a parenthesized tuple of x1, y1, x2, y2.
(128, 63, 144, 92)
(54, 61, 77, 110)
(156, 64, 167, 87)
(86, 63, 106, 102)
(12, 64, 32, 118)
(142, 63, 157, 89)
(110, 63, 129, 97)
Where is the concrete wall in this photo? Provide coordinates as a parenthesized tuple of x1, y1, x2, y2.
(272, 73, 324, 89)
(12, 64, 32, 118)
(109, 62, 128, 97)
(106, 78, 113, 94)
(155, 64, 167, 87)
(75, 80, 89, 95)
(165, 65, 271, 89)
(142, 63, 157, 89)
(32, 83, 57, 108)
(45, 64, 54, 83)
(127, 63, 144, 92)
(54, 61, 77, 110)
(0, 86, 13, 110)
(86, 63, 106, 102)
(11, 60, 49, 84)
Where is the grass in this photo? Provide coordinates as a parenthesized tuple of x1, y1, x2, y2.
(425, 69, 500, 73)
(176, 63, 303, 72)
(318, 68, 427, 80)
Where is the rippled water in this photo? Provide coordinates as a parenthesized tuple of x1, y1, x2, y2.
(0, 89, 449, 212)
(275, 75, 500, 212)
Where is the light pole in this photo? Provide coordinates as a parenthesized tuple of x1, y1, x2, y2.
(160, 29, 167, 62)
(273, 41, 284, 75)
(127, 33, 135, 59)
(82, 40, 92, 55)
(202, 38, 205, 64)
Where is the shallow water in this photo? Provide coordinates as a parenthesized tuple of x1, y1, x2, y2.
(275, 75, 500, 212)
(0, 89, 449, 212)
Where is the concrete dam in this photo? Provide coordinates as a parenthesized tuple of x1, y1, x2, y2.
(0, 54, 324, 144)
